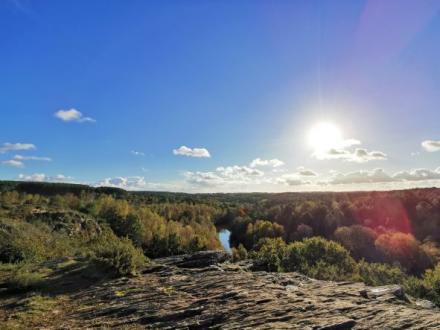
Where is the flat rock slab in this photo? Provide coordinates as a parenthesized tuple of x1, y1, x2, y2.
(62, 253, 440, 329)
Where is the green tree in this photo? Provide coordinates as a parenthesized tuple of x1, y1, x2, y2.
(334, 225, 377, 261)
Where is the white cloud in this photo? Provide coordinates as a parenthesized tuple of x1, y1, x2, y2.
(131, 150, 145, 156)
(329, 168, 394, 185)
(13, 155, 51, 161)
(296, 167, 318, 176)
(18, 173, 47, 181)
(250, 158, 284, 168)
(173, 146, 211, 158)
(216, 165, 264, 178)
(54, 109, 95, 123)
(184, 171, 224, 187)
(97, 176, 147, 189)
(0, 143, 36, 153)
(422, 140, 440, 152)
(2, 160, 24, 168)
(274, 168, 318, 186)
(18, 173, 75, 183)
(185, 164, 265, 187)
(326, 167, 440, 185)
(2, 154, 51, 169)
(314, 147, 387, 163)
(276, 174, 311, 186)
(96, 176, 175, 191)
(393, 168, 440, 181)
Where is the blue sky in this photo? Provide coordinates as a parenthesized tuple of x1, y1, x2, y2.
(1, 0, 440, 192)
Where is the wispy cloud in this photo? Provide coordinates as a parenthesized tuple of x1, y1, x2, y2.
(131, 150, 145, 156)
(314, 147, 387, 163)
(0, 142, 36, 153)
(328, 168, 394, 185)
(2, 159, 24, 168)
(2, 154, 52, 168)
(327, 167, 440, 185)
(173, 146, 211, 158)
(54, 109, 95, 123)
(276, 174, 312, 186)
(422, 140, 440, 152)
(13, 155, 51, 161)
(18, 173, 75, 183)
(393, 168, 440, 181)
(96, 176, 175, 191)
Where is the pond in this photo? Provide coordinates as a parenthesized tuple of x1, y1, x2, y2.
(218, 229, 232, 253)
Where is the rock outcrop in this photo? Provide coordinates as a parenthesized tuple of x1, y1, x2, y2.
(65, 251, 439, 329)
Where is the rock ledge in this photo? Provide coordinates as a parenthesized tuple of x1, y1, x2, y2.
(62, 251, 440, 329)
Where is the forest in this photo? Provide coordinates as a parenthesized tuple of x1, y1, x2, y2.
(1, 181, 440, 306)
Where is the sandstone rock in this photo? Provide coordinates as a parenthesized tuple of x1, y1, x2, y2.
(159, 250, 231, 268)
(366, 284, 409, 303)
(57, 252, 440, 329)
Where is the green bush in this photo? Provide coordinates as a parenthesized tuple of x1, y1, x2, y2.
(282, 237, 356, 280)
(92, 237, 148, 276)
(403, 276, 427, 300)
(420, 263, 440, 306)
(252, 238, 286, 272)
(306, 260, 343, 281)
(355, 260, 406, 286)
(0, 219, 73, 263)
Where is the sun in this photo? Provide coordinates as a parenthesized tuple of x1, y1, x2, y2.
(308, 122, 343, 152)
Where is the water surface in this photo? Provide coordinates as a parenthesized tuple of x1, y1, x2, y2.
(219, 229, 231, 253)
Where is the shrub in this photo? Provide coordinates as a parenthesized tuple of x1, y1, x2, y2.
(232, 244, 248, 262)
(0, 219, 73, 263)
(252, 238, 286, 272)
(403, 276, 427, 300)
(282, 237, 356, 280)
(355, 260, 406, 286)
(92, 237, 148, 276)
(306, 260, 343, 281)
(420, 263, 440, 306)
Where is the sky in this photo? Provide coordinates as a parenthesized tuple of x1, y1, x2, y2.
(1, 0, 440, 192)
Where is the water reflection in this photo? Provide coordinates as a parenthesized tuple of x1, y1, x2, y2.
(219, 229, 231, 253)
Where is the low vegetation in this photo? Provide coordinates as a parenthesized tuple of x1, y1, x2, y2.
(91, 235, 148, 276)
